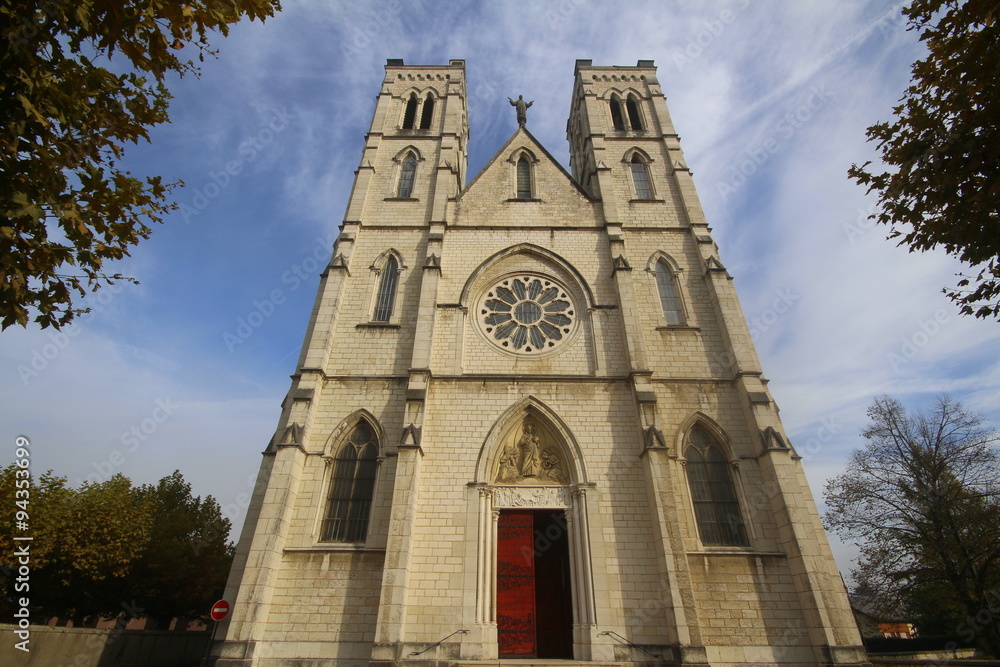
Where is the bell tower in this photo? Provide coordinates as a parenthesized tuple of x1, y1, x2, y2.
(214, 59, 469, 666)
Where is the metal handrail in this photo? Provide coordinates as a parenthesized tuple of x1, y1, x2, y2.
(407, 628, 469, 657)
(599, 629, 662, 658)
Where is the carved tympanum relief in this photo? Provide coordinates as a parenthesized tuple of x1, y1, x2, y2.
(492, 485, 571, 508)
(495, 418, 569, 485)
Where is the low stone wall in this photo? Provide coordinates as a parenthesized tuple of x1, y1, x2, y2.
(0, 624, 210, 667)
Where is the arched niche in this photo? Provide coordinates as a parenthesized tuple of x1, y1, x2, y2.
(474, 396, 588, 488)
(469, 398, 599, 642)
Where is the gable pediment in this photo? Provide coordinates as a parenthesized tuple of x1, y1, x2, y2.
(454, 127, 599, 228)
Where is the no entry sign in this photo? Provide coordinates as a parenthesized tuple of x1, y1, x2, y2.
(210, 600, 230, 622)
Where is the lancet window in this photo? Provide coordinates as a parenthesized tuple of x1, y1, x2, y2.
(373, 255, 400, 322)
(685, 425, 748, 547)
(321, 421, 379, 542)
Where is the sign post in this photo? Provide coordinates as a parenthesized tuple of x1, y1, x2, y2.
(203, 600, 230, 666)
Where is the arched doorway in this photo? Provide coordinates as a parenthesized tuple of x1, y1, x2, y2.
(474, 407, 596, 660)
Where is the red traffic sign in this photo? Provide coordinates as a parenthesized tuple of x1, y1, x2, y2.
(210, 600, 230, 622)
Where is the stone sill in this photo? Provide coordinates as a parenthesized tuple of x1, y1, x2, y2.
(285, 545, 386, 553)
(687, 550, 786, 558)
(656, 325, 700, 332)
(356, 322, 401, 329)
(629, 198, 666, 203)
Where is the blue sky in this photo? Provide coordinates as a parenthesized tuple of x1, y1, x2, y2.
(2, 0, 998, 579)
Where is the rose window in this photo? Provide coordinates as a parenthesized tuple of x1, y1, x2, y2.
(478, 275, 576, 354)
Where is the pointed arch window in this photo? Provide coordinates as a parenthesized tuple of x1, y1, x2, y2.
(419, 93, 435, 129)
(321, 421, 379, 542)
(626, 94, 643, 130)
(630, 154, 654, 200)
(516, 156, 532, 199)
(610, 94, 625, 131)
(402, 94, 418, 129)
(655, 259, 684, 324)
(685, 425, 748, 547)
(398, 153, 417, 198)
(373, 255, 399, 322)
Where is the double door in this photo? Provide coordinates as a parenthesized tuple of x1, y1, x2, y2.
(496, 510, 573, 658)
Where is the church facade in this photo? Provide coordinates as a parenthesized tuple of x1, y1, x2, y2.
(213, 59, 866, 667)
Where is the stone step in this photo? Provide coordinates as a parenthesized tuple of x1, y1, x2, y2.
(453, 661, 634, 666)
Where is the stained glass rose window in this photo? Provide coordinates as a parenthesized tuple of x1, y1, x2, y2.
(478, 275, 576, 354)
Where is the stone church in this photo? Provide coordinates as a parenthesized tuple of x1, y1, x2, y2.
(213, 59, 866, 667)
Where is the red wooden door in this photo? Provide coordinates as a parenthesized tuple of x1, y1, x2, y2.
(497, 511, 535, 656)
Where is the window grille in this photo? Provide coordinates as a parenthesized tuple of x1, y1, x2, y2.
(373, 256, 399, 322)
(321, 422, 378, 542)
(398, 154, 416, 198)
(516, 157, 532, 199)
(685, 426, 748, 546)
(630, 155, 653, 200)
(655, 260, 683, 324)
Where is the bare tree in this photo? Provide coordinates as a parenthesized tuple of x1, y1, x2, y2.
(825, 395, 1000, 655)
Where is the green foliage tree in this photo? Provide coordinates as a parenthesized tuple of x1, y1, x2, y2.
(131, 470, 233, 627)
(847, 0, 1000, 320)
(0, 469, 150, 621)
(41, 474, 153, 622)
(825, 395, 1000, 656)
(0, 467, 233, 625)
(0, 0, 281, 330)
